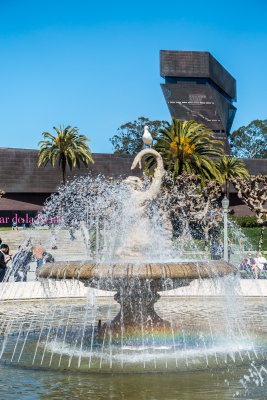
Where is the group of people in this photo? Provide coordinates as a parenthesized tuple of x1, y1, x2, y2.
(240, 252, 267, 279)
(210, 236, 233, 262)
(0, 238, 54, 282)
(209, 235, 267, 279)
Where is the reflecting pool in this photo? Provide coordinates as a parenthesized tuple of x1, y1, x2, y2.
(0, 296, 267, 399)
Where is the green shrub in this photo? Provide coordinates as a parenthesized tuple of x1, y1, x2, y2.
(230, 215, 259, 227)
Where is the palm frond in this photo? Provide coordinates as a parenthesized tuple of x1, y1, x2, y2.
(37, 125, 94, 182)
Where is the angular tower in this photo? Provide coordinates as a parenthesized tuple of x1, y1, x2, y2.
(160, 51, 237, 153)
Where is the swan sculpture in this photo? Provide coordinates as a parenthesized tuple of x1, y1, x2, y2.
(125, 148, 165, 204)
(116, 148, 166, 259)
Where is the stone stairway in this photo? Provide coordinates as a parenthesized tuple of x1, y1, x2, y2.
(1, 228, 90, 282)
(0, 228, 89, 262)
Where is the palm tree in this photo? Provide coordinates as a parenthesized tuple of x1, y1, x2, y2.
(216, 155, 249, 199)
(38, 125, 94, 184)
(145, 118, 224, 182)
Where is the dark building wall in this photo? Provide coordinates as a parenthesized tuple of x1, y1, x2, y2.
(160, 50, 237, 154)
(0, 147, 137, 193)
(0, 193, 48, 211)
(161, 83, 235, 152)
(0, 148, 142, 224)
(0, 148, 266, 221)
(160, 50, 236, 100)
(243, 159, 267, 175)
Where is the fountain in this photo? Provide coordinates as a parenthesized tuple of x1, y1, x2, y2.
(36, 148, 236, 343)
(1, 144, 267, 400)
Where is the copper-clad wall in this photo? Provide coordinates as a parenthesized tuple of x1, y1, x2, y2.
(160, 50, 237, 153)
(160, 50, 236, 100)
(0, 148, 139, 214)
(0, 148, 266, 216)
(0, 148, 137, 193)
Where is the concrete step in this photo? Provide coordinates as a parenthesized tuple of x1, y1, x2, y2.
(1, 229, 88, 258)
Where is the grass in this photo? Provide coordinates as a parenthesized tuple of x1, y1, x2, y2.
(0, 226, 266, 252)
(173, 227, 267, 254)
(241, 227, 267, 252)
(0, 227, 29, 231)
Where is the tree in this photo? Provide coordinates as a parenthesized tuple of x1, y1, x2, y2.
(37, 125, 94, 184)
(231, 175, 267, 251)
(230, 119, 267, 159)
(216, 156, 249, 199)
(161, 174, 223, 252)
(110, 117, 168, 155)
(146, 118, 224, 182)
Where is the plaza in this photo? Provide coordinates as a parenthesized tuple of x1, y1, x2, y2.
(0, 0, 266, 399)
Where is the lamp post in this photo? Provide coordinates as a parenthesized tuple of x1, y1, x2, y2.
(222, 196, 230, 262)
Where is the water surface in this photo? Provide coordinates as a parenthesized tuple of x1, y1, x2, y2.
(0, 297, 266, 399)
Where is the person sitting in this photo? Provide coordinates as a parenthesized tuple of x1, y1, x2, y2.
(42, 252, 55, 264)
(12, 221, 18, 231)
(254, 252, 267, 279)
(239, 253, 255, 274)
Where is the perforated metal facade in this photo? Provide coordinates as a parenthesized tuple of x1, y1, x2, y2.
(160, 51, 237, 153)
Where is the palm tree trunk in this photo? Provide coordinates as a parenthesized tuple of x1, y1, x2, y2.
(178, 159, 183, 176)
(61, 157, 66, 184)
(226, 179, 230, 200)
(204, 227, 209, 255)
(258, 224, 266, 251)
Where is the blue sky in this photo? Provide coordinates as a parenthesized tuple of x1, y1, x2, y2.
(0, 0, 266, 153)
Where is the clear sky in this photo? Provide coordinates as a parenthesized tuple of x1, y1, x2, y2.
(0, 0, 266, 153)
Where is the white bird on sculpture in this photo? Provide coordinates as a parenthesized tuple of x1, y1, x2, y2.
(142, 125, 153, 148)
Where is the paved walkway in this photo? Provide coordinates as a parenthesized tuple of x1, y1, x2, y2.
(0, 278, 266, 301)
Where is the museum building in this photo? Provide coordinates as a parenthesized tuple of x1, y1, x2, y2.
(160, 50, 236, 153)
(0, 51, 266, 225)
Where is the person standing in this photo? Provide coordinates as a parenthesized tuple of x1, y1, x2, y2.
(13, 249, 32, 282)
(69, 226, 76, 241)
(213, 239, 223, 260)
(0, 244, 10, 282)
(210, 235, 216, 260)
(228, 240, 234, 263)
(33, 243, 45, 268)
(24, 238, 33, 252)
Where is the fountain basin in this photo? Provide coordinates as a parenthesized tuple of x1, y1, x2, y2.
(37, 261, 237, 342)
(36, 260, 236, 291)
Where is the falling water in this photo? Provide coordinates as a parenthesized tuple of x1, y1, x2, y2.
(0, 164, 266, 400)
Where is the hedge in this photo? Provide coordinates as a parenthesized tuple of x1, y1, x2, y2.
(230, 215, 259, 228)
